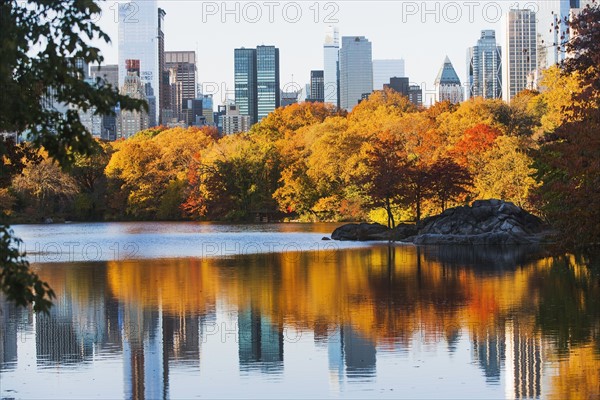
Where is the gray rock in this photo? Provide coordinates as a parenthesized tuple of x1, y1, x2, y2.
(331, 223, 390, 241)
(331, 200, 550, 245)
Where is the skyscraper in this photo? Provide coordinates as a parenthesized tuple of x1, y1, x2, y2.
(118, 1, 163, 126)
(90, 65, 119, 140)
(234, 46, 280, 124)
(384, 77, 409, 96)
(467, 30, 502, 99)
(339, 36, 373, 111)
(309, 70, 325, 102)
(234, 48, 257, 124)
(506, 9, 537, 101)
(118, 60, 149, 139)
(165, 51, 197, 123)
(408, 85, 423, 107)
(256, 45, 280, 122)
(157, 8, 167, 125)
(323, 26, 340, 108)
(372, 59, 405, 90)
(555, 0, 591, 62)
(435, 56, 463, 104)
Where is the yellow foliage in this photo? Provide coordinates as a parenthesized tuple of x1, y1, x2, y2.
(473, 135, 540, 210)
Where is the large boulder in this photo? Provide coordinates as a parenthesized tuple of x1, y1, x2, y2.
(331, 200, 550, 245)
(331, 223, 390, 241)
(415, 200, 548, 245)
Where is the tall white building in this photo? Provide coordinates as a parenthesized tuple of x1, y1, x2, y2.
(118, 1, 161, 126)
(372, 59, 405, 91)
(435, 56, 463, 104)
(506, 9, 538, 101)
(323, 26, 340, 108)
(467, 30, 502, 99)
(339, 36, 373, 111)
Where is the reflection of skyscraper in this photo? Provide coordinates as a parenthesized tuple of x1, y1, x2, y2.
(327, 325, 344, 387)
(36, 296, 91, 366)
(238, 308, 283, 373)
(121, 303, 168, 400)
(164, 314, 201, 367)
(0, 297, 18, 370)
(504, 320, 544, 399)
(472, 328, 505, 382)
(343, 325, 376, 378)
(326, 325, 376, 382)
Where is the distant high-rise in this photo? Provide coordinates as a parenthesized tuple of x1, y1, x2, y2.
(234, 46, 280, 124)
(467, 30, 502, 99)
(556, 0, 591, 62)
(281, 90, 299, 107)
(221, 103, 251, 135)
(506, 9, 537, 101)
(157, 8, 167, 125)
(435, 56, 463, 104)
(323, 26, 340, 108)
(118, 1, 163, 126)
(165, 51, 197, 123)
(90, 65, 118, 88)
(309, 70, 325, 102)
(201, 95, 214, 125)
(340, 36, 373, 111)
(373, 59, 405, 90)
(118, 60, 149, 139)
(234, 48, 257, 124)
(90, 65, 119, 140)
(408, 85, 423, 107)
(384, 77, 409, 96)
(256, 45, 280, 122)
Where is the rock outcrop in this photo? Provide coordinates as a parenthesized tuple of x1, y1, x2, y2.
(331, 200, 550, 245)
(331, 222, 390, 241)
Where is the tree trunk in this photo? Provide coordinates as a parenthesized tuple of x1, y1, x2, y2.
(386, 196, 395, 229)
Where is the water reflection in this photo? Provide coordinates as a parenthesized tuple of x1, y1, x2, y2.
(0, 245, 598, 399)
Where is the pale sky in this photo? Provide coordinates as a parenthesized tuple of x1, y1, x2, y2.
(97, 1, 563, 107)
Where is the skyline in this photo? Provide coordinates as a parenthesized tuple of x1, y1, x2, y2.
(97, 1, 567, 107)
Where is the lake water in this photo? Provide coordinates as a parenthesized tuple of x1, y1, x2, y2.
(1, 222, 599, 399)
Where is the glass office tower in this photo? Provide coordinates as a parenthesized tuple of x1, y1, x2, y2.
(256, 46, 280, 122)
(234, 48, 257, 125)
(506, 9, 537, 101)
(467, 30, 502, 99)
(323, 26, 340, 108)
(118, 1, 162, 126)
(339, 36, 373, 111)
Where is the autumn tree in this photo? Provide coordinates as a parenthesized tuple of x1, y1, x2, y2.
(360, 131, 408, 228)
(68, 141, 113, 220)
(12, 152, 79, 220)
(184, 134, 280, 221)
(428, 158, 473, 212)
(534, 1, 600, 246)
(475, 136, 538, 209)
(450, 124, 500, 170)
(105, 127, 216, 220)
